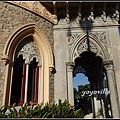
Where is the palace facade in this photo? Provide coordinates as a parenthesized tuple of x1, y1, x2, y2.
(0, 1, 120, 118)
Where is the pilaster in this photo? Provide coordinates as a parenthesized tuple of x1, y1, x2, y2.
(103, 60, 120, 118)
(66, 62, 75, 106)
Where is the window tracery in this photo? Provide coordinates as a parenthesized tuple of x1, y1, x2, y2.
(10, 37, 41, 106)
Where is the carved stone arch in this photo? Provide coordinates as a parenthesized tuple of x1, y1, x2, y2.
(16, 51, 29, 64)
(69, 33, 110, 62)
(2, 23, 54, 68)
(2, 23, 54, 106)
(29, 56, 41, 66)
(15, 37, 41, 65)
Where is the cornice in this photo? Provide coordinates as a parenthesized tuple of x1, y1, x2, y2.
(6, 1, 54, 24)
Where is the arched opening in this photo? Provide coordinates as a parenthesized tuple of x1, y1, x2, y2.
(10, 54, 25, 105)
(2, 23, 54, 106)
(10, 36, 40, 106)
(73, 51, 111, 118)
(73, 73, 92, 116)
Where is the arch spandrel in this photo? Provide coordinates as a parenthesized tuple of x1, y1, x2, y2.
(68, 33, 110, 62)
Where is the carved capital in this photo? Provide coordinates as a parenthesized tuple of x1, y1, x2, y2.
(49, 66, 56, 74)
(66, 62, 75, 72)
(49, 66, 54, 71)
(103, 60, 113, 71)
(1, 55, 10, 65)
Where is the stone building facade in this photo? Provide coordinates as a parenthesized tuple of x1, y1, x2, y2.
(0, 1, 120, 118)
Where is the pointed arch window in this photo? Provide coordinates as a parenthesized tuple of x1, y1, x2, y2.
(10, 37, 41, 106)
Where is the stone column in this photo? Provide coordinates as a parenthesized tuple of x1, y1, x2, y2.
(103, 60, 120, 118)
(92, 80, 101, 118)
(66, 62, 75, 106)
(24, 63, 29, 103)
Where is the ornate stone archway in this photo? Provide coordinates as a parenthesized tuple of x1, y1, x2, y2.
(2, 23, 54, 106)
(68, 32, 109, 62)
(66, 32, 120, 118)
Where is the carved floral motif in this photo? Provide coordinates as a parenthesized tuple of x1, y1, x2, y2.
(90, 32, 107, 44)
(68, 33, 83, 46)
(99, 32, 107, 44)
(77, 39, 99, 55)
(68, 33, 105, 60)
(16, 38, 40, 63)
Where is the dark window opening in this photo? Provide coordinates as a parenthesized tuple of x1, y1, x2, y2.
(27, 58, 38, 104)
(10, 55, 25, 105)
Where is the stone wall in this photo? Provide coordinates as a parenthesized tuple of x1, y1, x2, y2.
(0, 1, 54, 106)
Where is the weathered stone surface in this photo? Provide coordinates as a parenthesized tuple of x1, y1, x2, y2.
(0, 1, 54, 106)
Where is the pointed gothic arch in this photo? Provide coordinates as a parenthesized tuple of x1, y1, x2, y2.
(67, 32, 111, 116)
(69, 33, 110, 62)
(2, 23, 54, 106)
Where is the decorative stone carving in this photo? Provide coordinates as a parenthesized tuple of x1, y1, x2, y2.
(103, 60, 113, 71)
(99, 32, 107, 44)
(88, 12, 94, 22)
(68, 33, 83, 46)
(32, 2, 40, 14)
(74, 66, 86, 76)
(76, 12, 82, 23)
(1, 55, 10, 65)
(89, 32, 107, 45)
(16, 38, 41, 64)
(6, 1, 54, 23)
(77, 39, 99, 55)
(66, 14, 70, 24)
(101, 11, 107, 22)
(68, 32, 106, 61)
(66, 62, 75, 72)
(66, 2, 70, 24)
(114, 10, 119, 22)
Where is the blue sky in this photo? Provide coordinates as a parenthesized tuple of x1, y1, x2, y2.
(73, 73, 89, 90)
(73, 72, 107, 91)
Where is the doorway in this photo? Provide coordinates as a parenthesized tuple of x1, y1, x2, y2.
(73, 51, 111, 118)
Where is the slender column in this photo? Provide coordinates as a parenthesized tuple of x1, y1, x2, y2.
(92, 80, 101, 118)
(101, 2, 107, 22)
(76, 2, 82, 23)
(66, 62, 75, 106)
(24, 63, 29, 103)
(99, 79, 106, 118)
(98, 72, 106, 118)
(52, 1, 58, 24)
(90, 83, 95, 118)
(89, 3, 94, 22)
(38, 65, 41, 103)
(115, 4, 119, 21)
(66, 1, 70, 24)
(103, 60, 120, 118)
